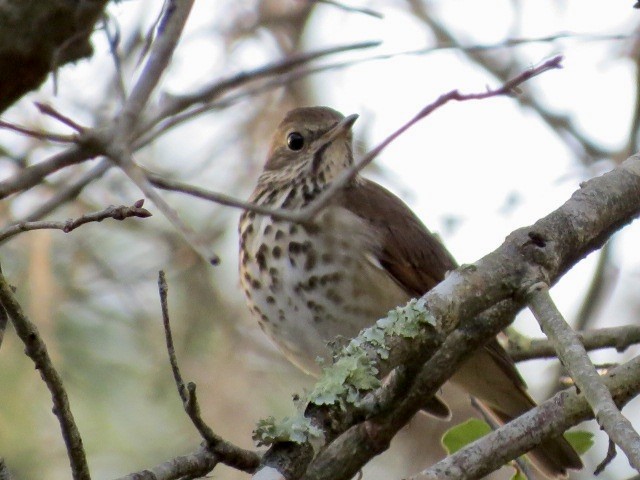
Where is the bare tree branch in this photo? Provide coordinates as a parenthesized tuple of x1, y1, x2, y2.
(258, 153, 640, 480)
(17, 161, 111, 224)
(0, 200, 151, 243)
(528, 283, 640, 472)
(306, 0, 384, 19)
(508, 325, 640, 362)
(0, 267, 90, 480)
(158, 271, 261, 474)
(413, 355, 640, 480)
(151, 56, 562, 224)
(0, 146, 96, 200)
(112, 445, 218, 480)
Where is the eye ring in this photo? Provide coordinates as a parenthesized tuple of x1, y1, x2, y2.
(287, 132, 305, 151)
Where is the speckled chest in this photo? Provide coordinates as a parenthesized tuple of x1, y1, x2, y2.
(239, 202, 409, 373)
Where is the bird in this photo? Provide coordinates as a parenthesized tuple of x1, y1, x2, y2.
(238, 106, 582, 478)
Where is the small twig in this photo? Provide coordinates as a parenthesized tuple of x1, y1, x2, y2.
(159, 270, 186, 398)
(0, 200, 151, 243)
(307, 0, 384, 19)
(0, 267, 91, 480)
(507, 325, 640, 362)
(104, 0, 219, 266)
(528, 283, 640, 473)
(0, 119, 76, 143)
(594, 438, 617, 475)
(470, 397, 536, 480)
(157, 271, 260, 473)
(145, 40, 380, 128)
(34, 102, 86, 133)
(100, 14, 127, 103)
(0, 146, 95, 200)
(18, 160, 112, 224)
(151, 56, 562, 224)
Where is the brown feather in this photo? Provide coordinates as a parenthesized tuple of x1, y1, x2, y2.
(339, 177, 582, 477)
(339, 178, 526, 388)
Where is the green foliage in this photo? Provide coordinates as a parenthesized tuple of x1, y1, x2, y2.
(441, 418, 492, 454)
(253, 415, 323, 447)
(564, 430, 594, 455)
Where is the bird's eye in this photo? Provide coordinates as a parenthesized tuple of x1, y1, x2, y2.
(287, 132, 305, 151)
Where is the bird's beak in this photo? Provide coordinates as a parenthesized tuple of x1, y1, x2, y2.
(323, 113, 359, 144)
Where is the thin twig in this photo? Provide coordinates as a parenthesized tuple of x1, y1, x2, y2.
(307, 0, 383, 19)
(19, 160, 112, 223)
(104, 0, 219, 265)
(35, 102, 86, 133)
(594, 438, 617, 475)
(0, 201, 151, 243)
(151, 56, 562, 224)
(528, 283, 640, 472)
(291, 55, 563, 223)
(144, 40, 380, 129)
(0, 119, 76, 143)
(0, 267, 91, 480)
(157, 271, 261, 473)
(100, 14, 127, 104)
(507, 325, 640, 362)
(0, 146, 96, 200)
(158, 271, 186, 398)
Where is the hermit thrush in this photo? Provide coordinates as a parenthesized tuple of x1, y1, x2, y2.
(239, 106, 582, 478)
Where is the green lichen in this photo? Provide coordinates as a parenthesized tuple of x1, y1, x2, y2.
(253, 297, 438, 446)
(253, 414, 323, 447)
(306, 298, 437, 409)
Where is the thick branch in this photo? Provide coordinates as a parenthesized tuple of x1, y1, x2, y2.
(0, 267, 90, 480)
(413, 355, 640, 480)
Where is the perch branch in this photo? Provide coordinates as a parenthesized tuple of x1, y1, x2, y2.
(528, 283, 640, 472)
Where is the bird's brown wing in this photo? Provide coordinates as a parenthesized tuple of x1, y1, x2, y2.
(339, 178, 582, 476)
(340, 178, 526, 389)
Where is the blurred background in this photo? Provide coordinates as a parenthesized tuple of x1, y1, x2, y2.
(0, 1, 639, 479)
